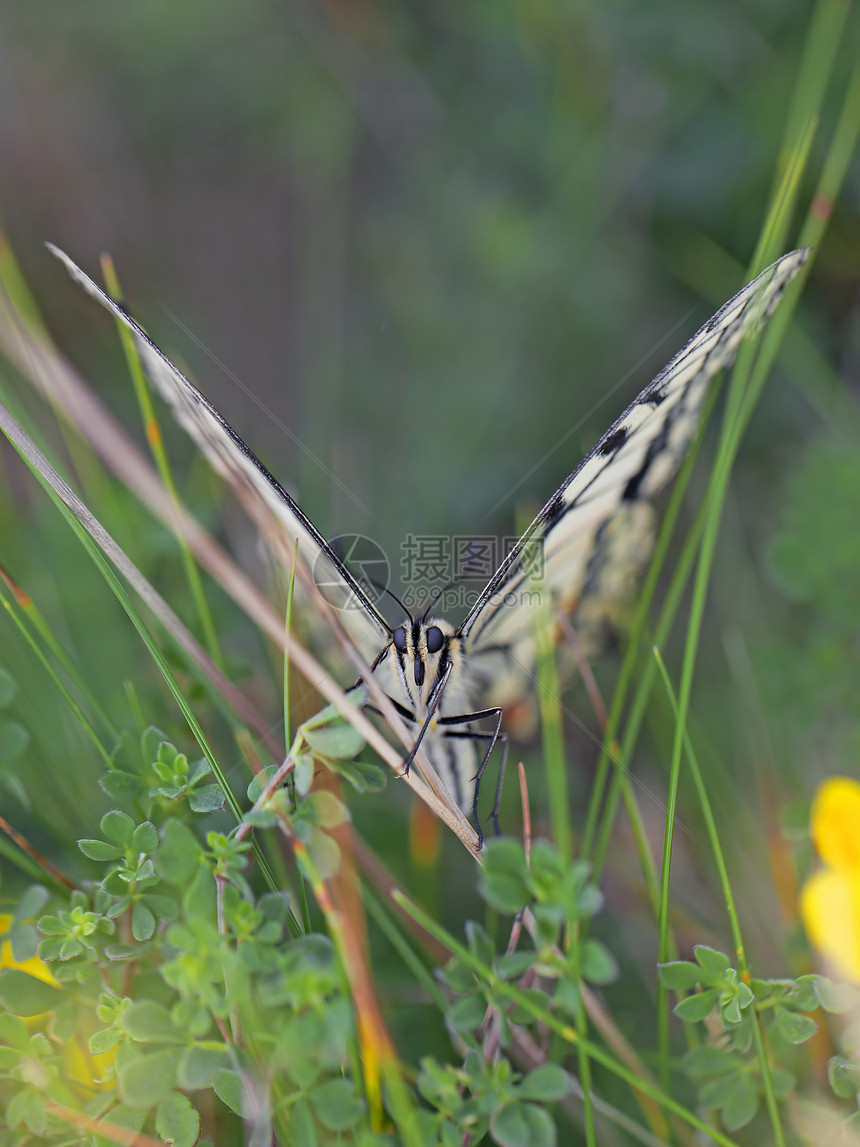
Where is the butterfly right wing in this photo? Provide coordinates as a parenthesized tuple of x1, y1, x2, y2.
(48, 245, 392, 660)
(458, 248, 810, 696)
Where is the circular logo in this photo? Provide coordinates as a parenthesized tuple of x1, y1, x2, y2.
(313, 533, 390, 612)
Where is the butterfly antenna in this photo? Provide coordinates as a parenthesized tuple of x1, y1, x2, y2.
(422, 580, 460, 622)
(366, 579, 413, 625)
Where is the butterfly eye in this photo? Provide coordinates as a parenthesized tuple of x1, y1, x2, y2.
(393, 626, 407, 653)
(426, 626, 444, 654)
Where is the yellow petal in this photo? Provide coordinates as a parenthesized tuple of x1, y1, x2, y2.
(800, 867, 860, 983)
(811, 777, 860, 873)
(0, 913, 58, 985)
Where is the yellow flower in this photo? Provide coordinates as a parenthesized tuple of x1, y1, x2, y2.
(0, 913, 115, 1087)
(800, 777, 860, 983)
(0, 912, 58, 984)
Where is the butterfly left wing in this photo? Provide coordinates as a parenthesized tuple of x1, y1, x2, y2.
(48, 245, 392, 661)
(458, 248, 809, 693)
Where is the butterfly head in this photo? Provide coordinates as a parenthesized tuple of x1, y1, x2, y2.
(392, 617, 454, 692)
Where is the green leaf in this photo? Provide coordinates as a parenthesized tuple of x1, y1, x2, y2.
(814, 977, 860, 1014)
(682, 1045, 736, 1077)
(693, 945, 732, 982)
(101, 770, 144, 803)
(52, 999, 77, 1042)
(131, 821, 158, 853)
(699, 1073, 739, 1108)
(290, 1096, 319, 1147)
(0, 1012, 31, 1048)
(155, 1091, 200, 1147)
(305, 722, 365, 760)
(491, 1101, 556, 1147)
(308, 1078, 364, 1131)
(177, 1046, 231, 1090)
(8, 1085, 47, 1134)
(720, 996, 743, 1027)
(657, 961, 702, 990)
(213, 1068, 247, 1116)
(142, 894, 179, 922)
(14, 884, 50, 922)
(518, 1064, 570, 1102)
(303, 791, 350, 829)
(101, 809, 136, 847)
(771, 1005, 817, 1045)
(721, 1073, 758, 1132)
(496, 951, 535, 980)
(123, 1000, 185, 1044)
(155, 820, 202, 887)
(446, 992, 487, 1033)
(89, 1027, 122, 1055)
(0, 666, 18, 707)
(78, 838, 124, 862)
(9, 924, 38, 964)
(791, 974, 819, 1011)
(102, 1104, 147, 1137)
(828, 1055, 860, 1099)
(0, 718, 29, 763)
(333, 758, 387, 793)
(132, 900, 156, 942)
(188, 785, 226, 813)
(580, 939, 618, 985)
(674, 988, 719, 1022)
(305, 827, 341, 880)
(438, 958, 475, 994)
(142, 727, 171, 764)
(465, 921, 494, 967)
(478, 838, 529, 915)
(769, 1067, 796, 1097)
(117, 1048, 181, 1109)
(0, 969, 62, 1016)
(294, 753, 315, 796)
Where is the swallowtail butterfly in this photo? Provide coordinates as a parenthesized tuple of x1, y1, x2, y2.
(49, 244, 808, 843)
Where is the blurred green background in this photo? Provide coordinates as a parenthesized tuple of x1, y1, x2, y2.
(0, 1, 858, 949)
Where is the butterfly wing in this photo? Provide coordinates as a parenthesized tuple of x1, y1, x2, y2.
(458, 248, 809, 691)
(48, 245, 391, 659)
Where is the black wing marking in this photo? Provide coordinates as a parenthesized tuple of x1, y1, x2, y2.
(458, 248, 810, 651)
(48, 244, 392, 653)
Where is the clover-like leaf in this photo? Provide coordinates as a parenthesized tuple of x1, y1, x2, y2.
(693, 946, 732, 982)
(580, 939, 618, 985)
(101, 810, 136, 847)
(155, 1091, 200, 1147)
(78, 838, 124, 862)
(446, 992, 487, 1034)
(828, 1055, 860, 1099)
(491, 1101, 556, 1147)
(478, 838, 529, 915)
(675, 988, 719, 1022)
(305, 722, 365, 760)
(720, 1073, 758, 1132)
(309, 1078, 365, 1132)
(0, 970, 62, 1016)
(518, 1063, 570, 1102)
(771, 1005, 817, 1045)
(658, 961, 702, 990)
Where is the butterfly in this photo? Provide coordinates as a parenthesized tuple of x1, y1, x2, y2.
(48, 244, 808, 845)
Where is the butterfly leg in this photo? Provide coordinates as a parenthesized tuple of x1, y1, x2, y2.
(439, 704, 504, 848)
(398, 662, 454, 779)
(441, 726, 509, 845)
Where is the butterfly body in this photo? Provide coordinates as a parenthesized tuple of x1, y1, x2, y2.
(373, 618, 482, 809)
(48, 242, 810, 843)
